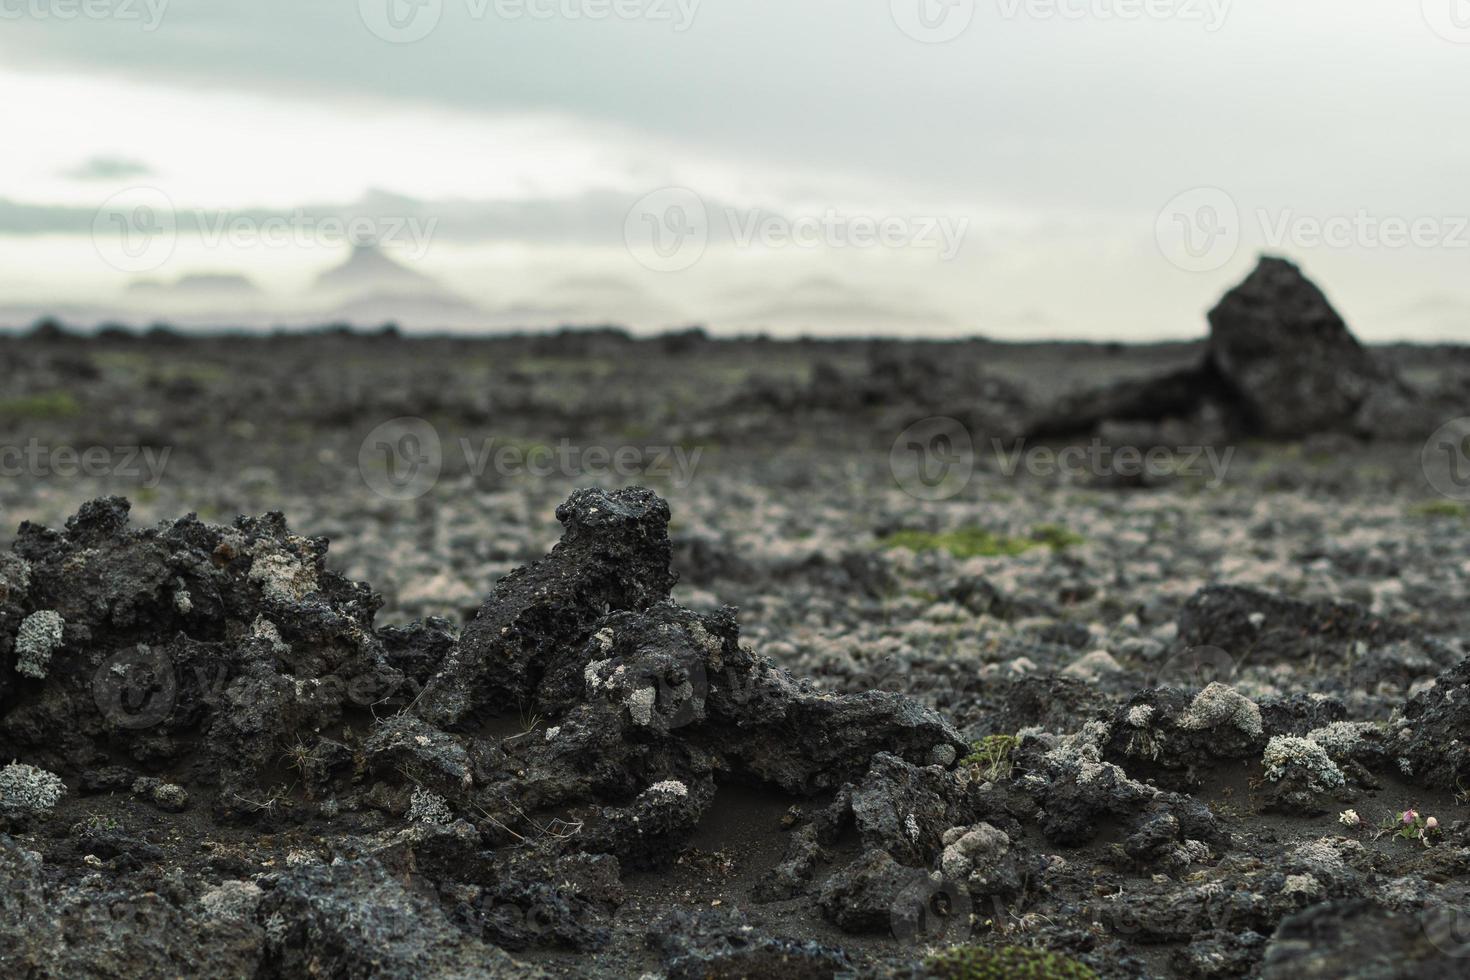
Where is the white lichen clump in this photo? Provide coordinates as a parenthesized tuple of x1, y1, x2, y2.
(1126, 704, 1155, 728)
(1262, 735, 1345, 790)
(15, 610, 65, 679)
(939, 822, 1010, 881)
(1177, 682, 1263, 736)
(626, 686, 657, 726)
(1305, 721, 1377, 759)
(247, 544, 320, 603)
(0, 554, 31, 601)
(0, 761, 67, 815)
(407, 786, 453, 825)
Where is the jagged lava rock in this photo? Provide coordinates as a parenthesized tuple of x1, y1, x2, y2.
(412, 486, 676, 730)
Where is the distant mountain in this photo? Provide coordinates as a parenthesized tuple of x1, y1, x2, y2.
(128, 273, 263, 300)
(312, 243, 442, 298)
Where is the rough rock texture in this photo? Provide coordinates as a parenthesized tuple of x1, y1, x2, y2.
(1175, 584, 1455, 688)
(1260, 900, 1464, 979)
(0, 489, 973, 975)
(413, 487, 677, 729)
(1393, 656, 1470, 790)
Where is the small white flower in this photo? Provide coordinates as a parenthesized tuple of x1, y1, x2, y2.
(1338, 809, 1360, 827)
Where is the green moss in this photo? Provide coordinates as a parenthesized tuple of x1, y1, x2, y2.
(1029, 523, 1085, 551)
(924, 945, 1098, 980)
(0, 390, 81, 420)
(879, 523, 1082, 560)
(959, 734, 1018, 781)
(1408, 500, 1469, 519)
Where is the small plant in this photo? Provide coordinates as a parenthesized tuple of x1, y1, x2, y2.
(961, 734, 1019, 782)
(924, 944, 1097, 980)
(1374, 808, 1441, 847)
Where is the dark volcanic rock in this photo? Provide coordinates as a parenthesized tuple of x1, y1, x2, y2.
(1393, 655, 1470, 791)
(1029, 256, 1420, 440)
(1028, 364, 1226, 440)
(1205, 257, 1398, 438)
(1175, 584, 1454, 684)
(649, 907, 851, 980)
(261, 856, 536, 978)
(413, 486, 677, 729)
(1260, 899, 1464, 979)
(0, 488, 975, 975)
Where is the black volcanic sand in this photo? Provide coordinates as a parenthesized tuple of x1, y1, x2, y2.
(2, 325, 1470, 979)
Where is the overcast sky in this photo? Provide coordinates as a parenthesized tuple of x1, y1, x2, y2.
(2, 0, 1468, 338)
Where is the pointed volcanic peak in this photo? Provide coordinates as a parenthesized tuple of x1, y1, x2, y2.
(312, 242, 442, 298)
(1204, 256, 1395, 438)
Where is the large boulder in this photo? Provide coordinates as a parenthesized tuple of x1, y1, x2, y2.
(1205, 256, 1403, 438)
(1028, 256, 1421, 440)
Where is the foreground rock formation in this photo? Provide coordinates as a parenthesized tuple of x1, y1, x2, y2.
(2, 489, 1468, 978)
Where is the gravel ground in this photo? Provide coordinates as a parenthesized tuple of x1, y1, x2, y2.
(2, 325, 1470, 978)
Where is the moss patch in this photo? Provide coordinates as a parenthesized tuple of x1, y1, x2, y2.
(0, 391, 81, 420)
(959, 734, 1018, 782)
(1408, 500, 1468, 519)
(879, 524, 1082, 559)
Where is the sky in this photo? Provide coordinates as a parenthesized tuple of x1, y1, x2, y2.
(1, 0, 1468, 338)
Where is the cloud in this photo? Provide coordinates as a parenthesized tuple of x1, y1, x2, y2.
(60, 155, 154, 181)
(0, 198, 90, 235)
